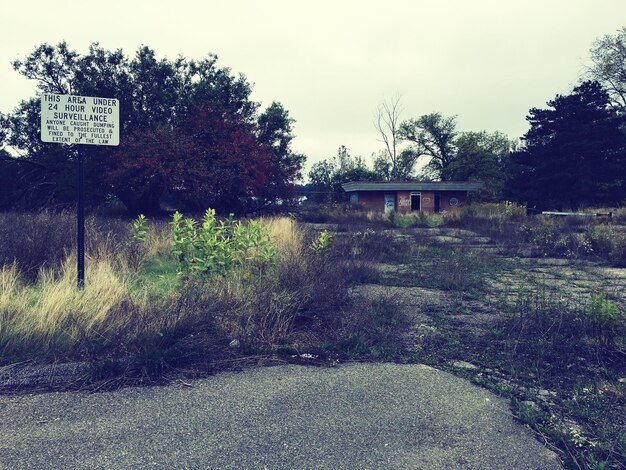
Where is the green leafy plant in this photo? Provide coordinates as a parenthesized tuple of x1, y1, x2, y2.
(392, 213, 417, 228)
(127, 214, 148, 271)
(310, 229, 332, 254)
(422, 212, 444, 227)
(170, 209, 275, 278)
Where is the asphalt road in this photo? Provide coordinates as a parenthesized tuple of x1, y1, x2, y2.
(0, 363, 561, 469)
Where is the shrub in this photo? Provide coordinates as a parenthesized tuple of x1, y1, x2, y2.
(520, 217, 580, 257)
(422, 212, 444, 227)
(447, 202, 526, 244)
(391, 212, 445, 229)
(392, 213, 416, 229)
(420, 246, 494, 292)
(170, 209, 275, 277)
(207, 220, 350, 349)
(588, 224, 613, 257)
(0, 211, 143, 281)
(459, 202, 526, 223)
(298, 203, 393, 227)
(608, 232, 626, 266)
(587, 224, 626, 266)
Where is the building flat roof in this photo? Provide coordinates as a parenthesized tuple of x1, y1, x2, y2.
(341, 181, 483, 192)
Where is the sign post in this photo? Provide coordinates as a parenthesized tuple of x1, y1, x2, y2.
(77, 146, 85, 287)
(40, 93, 119, 288)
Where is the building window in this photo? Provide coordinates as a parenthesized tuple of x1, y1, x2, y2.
(449, 197, 459, 207)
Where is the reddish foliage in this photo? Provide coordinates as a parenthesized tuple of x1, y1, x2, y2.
(104, 105, 274, 214)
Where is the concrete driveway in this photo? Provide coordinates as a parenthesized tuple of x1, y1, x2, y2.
(0, 363, 561, 469)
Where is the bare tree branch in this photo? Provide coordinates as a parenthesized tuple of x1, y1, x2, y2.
(374, 95, 403, 180)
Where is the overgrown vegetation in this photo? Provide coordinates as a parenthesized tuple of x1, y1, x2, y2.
(302, 202, 626, 266)
(1, 203, 625, 468)
(297, 202, 626, 468)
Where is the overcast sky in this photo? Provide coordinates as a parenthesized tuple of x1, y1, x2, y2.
(1, 0, 626, 173)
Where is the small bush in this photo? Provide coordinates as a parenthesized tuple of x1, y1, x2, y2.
(462, 202, 526, 221)
(587, 224, 626, 266)
(608, 233, 626, 266)
(0, 211, 75, 280)
(421, 212, 445, 227)
(410, 246, 495, 292)
(0, 210, 147, 281)
(586, 292, 625, 348)
(170, 209, 275, 277)
(209, 224, 350, 349)
(588, 224, 613, 257)
(392, 213, 416, 229)
(310, 229, 332, 253)
(391, 212, 446, 229)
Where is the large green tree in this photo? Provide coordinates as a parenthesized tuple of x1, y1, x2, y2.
(307, 146, 377, 203)
(372, 148, 421, 181)
(1, 42, 304, 213)
(257, 102, 306, 205)
(506, 81, 626, 209)
(443, 131, 514, 201)
(396, 112, 513, 200)
(399, 112, 458, 180)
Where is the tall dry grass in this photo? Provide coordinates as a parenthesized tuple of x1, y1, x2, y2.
(262, 216, 305, 261)
(1, 256, 134, 359)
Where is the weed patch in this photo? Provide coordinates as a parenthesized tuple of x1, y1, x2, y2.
(331, 294, 409, 360)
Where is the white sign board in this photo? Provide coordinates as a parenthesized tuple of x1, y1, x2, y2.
(41, 93, 119, 146)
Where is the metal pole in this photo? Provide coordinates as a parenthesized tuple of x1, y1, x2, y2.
(77, 146, 85, 289)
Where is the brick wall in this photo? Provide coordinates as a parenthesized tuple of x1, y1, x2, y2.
(421, 191, 435, 213)
(439, 191, 467, 213)
(397, 191, 411, 214)
(357, 191, 385, 212)
(353, 190, 469, 213)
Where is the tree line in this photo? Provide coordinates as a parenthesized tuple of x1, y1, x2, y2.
(307, 28, 626, 209)
(2, 29, 626, 213)
(0, 43, 305, 214)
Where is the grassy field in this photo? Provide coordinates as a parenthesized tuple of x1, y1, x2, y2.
(0, 204, 625, 469)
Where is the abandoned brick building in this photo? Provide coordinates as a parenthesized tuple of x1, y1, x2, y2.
(341, 181, 482, 214)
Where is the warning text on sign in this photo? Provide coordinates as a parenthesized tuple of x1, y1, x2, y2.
(41, 94, 120, 146)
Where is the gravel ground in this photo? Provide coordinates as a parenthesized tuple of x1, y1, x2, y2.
(0, 363, 561, 469)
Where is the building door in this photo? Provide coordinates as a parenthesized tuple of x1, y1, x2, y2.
(410, 192, 421, 211)
(384, 194, 395, 213)
(434, 192, 441, 213)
